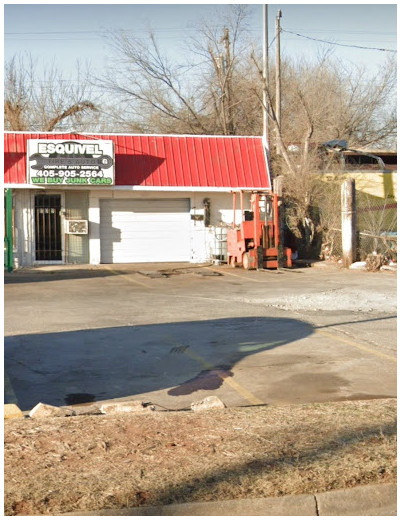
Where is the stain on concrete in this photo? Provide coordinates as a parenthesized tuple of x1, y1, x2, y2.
(268, 373, 350, 400)
(170, 345, 190, 354)
(195, 271, 222, 277)
(138, 271, 169, 279)
(64, 393, 96, 406)
(168, 366, 233, 396)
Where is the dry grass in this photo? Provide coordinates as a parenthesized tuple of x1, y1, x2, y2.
(4, 399, 397, 515)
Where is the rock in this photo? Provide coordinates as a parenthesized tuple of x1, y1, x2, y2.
(73, 404, 102, 416)
(365, 253, 385, 272)
(100, 400, 155, 415)
(381, 265, 397, 272)
(350, 261, 366, 270)
(4, 404, 24, 420)
(29, 402, 76, 418)
(190, 396, 226, 412)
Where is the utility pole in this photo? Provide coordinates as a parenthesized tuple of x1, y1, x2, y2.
(222, 28, 234, 135)
(275, 9, 282, 155)
(341, 179, 357, 268)
(262, 5, 269, 156)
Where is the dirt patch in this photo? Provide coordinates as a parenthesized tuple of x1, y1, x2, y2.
(4, 398, 396, 516)
(241, 287, 397, 313)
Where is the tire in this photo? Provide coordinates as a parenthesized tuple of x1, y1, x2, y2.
(242, 252, 251, 270)
(242, 251, 256, 270)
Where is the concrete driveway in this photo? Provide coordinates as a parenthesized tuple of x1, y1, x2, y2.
(4, 263, 397, 411)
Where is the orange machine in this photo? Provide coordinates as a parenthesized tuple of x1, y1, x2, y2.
(227, 190, 292, 270)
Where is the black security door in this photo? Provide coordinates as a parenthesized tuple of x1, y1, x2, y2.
(35, 194, 62, 261)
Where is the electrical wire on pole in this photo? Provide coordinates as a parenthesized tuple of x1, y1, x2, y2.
(262, 4, 270, 158)
(275, 9, 282, 156)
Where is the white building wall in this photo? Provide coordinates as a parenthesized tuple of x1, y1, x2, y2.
(13, 190, 35, 268)
(11, 188, 252, 267)
(88, 189, 250, 265)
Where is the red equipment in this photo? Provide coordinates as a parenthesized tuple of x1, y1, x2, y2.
(227, 190, 292, 270)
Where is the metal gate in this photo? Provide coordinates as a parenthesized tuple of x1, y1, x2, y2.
(35, 194, 62, 261)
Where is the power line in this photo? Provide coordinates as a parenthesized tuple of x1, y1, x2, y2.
(5, 26, 396, 49)
(4, 34, 184, 42)
(6, 37, 100, 41)
(281, 29, 397, 53)
(5, 24, 396, 53)
(284, 27, 396, 37)
(5, 30, 101, 35)
(5, 26, 397, 37)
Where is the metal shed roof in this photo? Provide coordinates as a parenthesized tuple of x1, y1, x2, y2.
(4, 132, 271, 190)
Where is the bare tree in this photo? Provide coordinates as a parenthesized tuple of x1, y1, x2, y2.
(251, 50, 397, 256)
(4, 55, 31, 131)
(97, 5, 259, 135)
(187, 5, 253, 135)
(98, 31, 209, 134)
(96, 5, 396, 256)
(4, 54, 98, 132)
(334, 57, 397, 149)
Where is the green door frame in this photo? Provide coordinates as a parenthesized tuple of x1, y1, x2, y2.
(4, 188, 13, 272)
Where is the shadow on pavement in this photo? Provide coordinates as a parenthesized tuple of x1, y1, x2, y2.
(4, 263, 200, 284)
(4, 268, 121, 284)
(315, 315, 397, 329)
(5, 316, 314, 410)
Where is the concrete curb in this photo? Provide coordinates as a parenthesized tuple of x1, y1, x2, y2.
(61, 483, 396, 516)
(316, 483, 397, 516)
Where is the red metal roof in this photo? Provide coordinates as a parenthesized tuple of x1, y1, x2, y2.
(4, 132, 271, 189)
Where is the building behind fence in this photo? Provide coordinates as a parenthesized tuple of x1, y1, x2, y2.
(316, 151, 397, 263)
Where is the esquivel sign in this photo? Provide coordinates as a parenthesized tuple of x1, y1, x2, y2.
(27, 139, 114, 186)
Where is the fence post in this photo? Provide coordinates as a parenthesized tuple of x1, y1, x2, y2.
(341, 179, 356, 268)
(273, 176, 285, 268)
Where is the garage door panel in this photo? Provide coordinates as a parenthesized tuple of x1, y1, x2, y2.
(100, 199, 191, 263)
(118, 228, 186, 236)
(109, 215, 187, 225)
(110, 242, 188, 261)
(106, 200, 188, 212)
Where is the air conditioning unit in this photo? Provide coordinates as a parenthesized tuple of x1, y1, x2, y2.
(65, 220, 88, 235)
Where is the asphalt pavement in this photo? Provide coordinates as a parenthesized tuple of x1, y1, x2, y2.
(4, 262, 397, 412)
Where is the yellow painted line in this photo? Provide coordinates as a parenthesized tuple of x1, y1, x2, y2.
(184, 347, 264, 406)
(316, 329, 397, 363)
(222, 376, 265, 406)
(103, 267, 152, 288)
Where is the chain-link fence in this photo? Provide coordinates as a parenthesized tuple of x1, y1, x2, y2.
(305, 179, 396, 262)
(356, 195, 397, 261)
(317, 179, 343, 260)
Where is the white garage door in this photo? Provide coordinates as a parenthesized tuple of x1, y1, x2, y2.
(100, 199, 191, 263)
